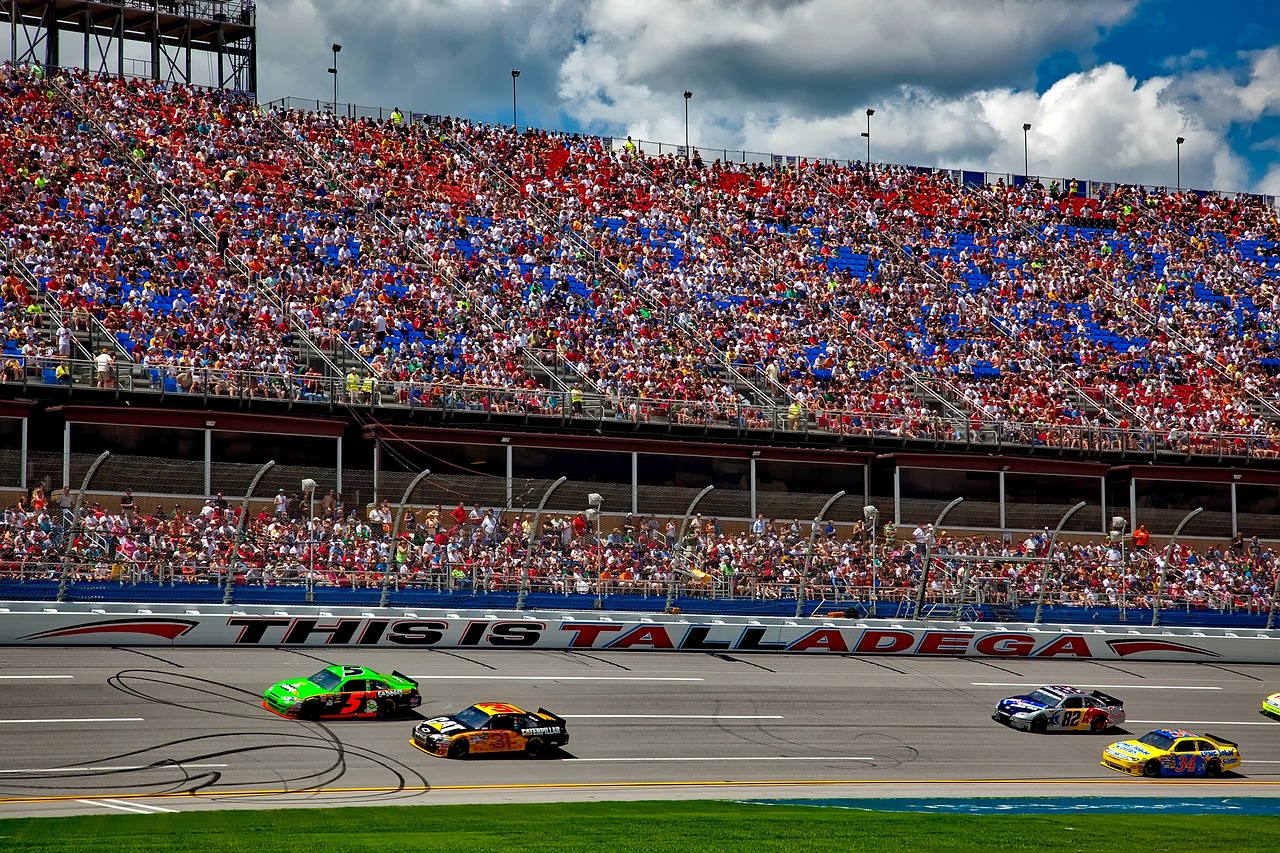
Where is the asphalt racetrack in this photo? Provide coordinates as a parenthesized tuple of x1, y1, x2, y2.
(1, 647, 1278, 818)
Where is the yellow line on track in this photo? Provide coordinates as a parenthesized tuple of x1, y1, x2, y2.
(6, 777, 1280, 805)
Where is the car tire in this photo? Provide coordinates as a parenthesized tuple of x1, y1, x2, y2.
(377, 699, 397, 719)
(448, 739, 470, 760)
(1142, 759, 1161, 778)
(524, 737, 544, 759)
(299, 700, 321, 722)
(1089, 715, 1108, 734)
(1206, 759, 1222, 777)
(1030, 716, 1048, 734)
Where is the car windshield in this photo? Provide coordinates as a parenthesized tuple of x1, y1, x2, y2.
(307, 669, 342, 690)
(1137, 732, 1176, 750)
(453, 706, 492, 731)
(1025, 690, 1060, 705)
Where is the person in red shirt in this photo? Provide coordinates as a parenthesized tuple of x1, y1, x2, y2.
(450, 503, 467, 527)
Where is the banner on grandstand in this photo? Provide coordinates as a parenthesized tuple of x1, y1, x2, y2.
(2, 609, 1278, 662)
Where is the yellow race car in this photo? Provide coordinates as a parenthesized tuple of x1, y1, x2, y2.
(411, 702, 569, 759)
(1262, 692, 1280, 721)
(1102, 729, 1241, 777)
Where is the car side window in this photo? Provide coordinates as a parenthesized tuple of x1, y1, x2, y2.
(1173, 740, 1197, 753)
(1063, 697, 1083, 709)
(342, 679, 367, 692)
(1196, 741, 1215, 751)
(490, 715, 514, 731)
(1082, 696, 1101, 708)
(368, 680, 389, 690)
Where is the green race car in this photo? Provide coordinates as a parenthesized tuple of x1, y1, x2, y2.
(264, 665, 421, 720)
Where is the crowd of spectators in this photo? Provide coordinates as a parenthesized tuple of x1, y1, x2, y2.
(4, 60, 1280, 450)
(1, 483, 1273, 616)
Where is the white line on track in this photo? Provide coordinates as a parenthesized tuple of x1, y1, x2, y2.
(101, 798, 176, 814)
(75, 799, 176, 815)
(0, 675, 72, 680)
(0, 764, 227, 775)
(971, 683, 1221, 690)
(561, 715, 783, 720)
(1126, 720, 1276, 726)
(408, 676, 704, 682)
(566, 757, 876, 762)
(0, 718, 144, 725)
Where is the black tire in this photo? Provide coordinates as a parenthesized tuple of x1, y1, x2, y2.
(377, 699, 397, 719)
(1142, 759, 1161, 778)
(1206, 759, 1222, 777)
(1089, 715, 1108, 734)
(447, 739, 470, 760)
(1030, 716, 1048, 734)
(299, 700, 321, 722)
(524, 737, 544, 759)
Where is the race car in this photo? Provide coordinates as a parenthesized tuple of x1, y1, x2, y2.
(263, 665, 421, 720)
(992, 685, 1125, 733)
(1102, 729, 1241, 777)
(411, 702, 569, 759)
(1261, 692, 1280, 721)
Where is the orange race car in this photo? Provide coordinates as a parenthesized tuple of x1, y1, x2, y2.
(411, 702, 569, 759)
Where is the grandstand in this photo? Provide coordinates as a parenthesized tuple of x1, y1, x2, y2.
(2, 55, 1280, 627)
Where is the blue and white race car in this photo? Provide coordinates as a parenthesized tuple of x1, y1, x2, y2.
(992, 685, 1125, 734)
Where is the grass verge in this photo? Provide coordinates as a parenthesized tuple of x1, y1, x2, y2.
(2, 800, 1278, 852)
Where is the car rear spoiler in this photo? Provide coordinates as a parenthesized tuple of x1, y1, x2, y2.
(393, 670, 418, 689)
(1206, 733, 1238, 748)
(1091, 690, 1123, 708)
(537, 707, 567, 725)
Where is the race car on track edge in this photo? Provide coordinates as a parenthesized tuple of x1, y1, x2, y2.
(411, 702, 569, 758)
(1261, 692, 1280, 721)
(992, 685, 1125, 733)
(1101, 729, 1241, 777)
(264, 665, 421, 720)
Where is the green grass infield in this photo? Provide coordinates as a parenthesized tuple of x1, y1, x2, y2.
(2, 800, 1278, 852)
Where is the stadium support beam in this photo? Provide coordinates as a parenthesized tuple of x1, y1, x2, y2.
(3, 1, 257, 92)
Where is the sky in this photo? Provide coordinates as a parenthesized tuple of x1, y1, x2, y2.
(24, 0, 1280, 194)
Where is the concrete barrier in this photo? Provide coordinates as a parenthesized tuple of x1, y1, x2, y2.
(3, 602, 1279, 662)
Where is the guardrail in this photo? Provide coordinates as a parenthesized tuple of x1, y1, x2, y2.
(7, 355, 1280, 459)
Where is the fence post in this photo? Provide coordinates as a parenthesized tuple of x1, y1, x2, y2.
(1152, 507, 1203, 627)
(666, 485, 715, 613)
(1033, 501, 1088, 624)
(224, 460, 276, 605)
(380, 468, 432, 607)
(516, 476, 567, 610)
(796, 491, 846, 617)
(56, 451, 110, 603)
(912, 497, 963, 619)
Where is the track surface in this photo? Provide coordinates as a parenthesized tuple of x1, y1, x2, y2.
(1, 647, 1278, 818)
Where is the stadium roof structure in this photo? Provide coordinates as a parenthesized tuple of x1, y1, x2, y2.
(1, 0, 255, 90)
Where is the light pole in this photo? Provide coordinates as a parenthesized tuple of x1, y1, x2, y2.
(1176, 136, 1185, 192)
(796, 491, 846, 617)
(511, 69, 521, 131)
(1110, 515, 1129, 620)
(861, 108, 874, 163)
(913, 496, 963, 619)
(1152, 507, 1203, 627)
(1033, 500, 1088, 623)
(328, 43, 341, 115)
(683, 91, 692, 163)
(379, 468, 431, 607)
(1022, 123, 1032, 177)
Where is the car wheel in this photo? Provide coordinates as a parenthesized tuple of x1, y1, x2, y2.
(1089, 715, 1108, 734)
(447, 739, 470, 760)
(1142, 759, 1161, 778)
(524, 737, 544, 759)
(299, 700, 321, 721)
(377, 699, 397, 719)
(1206, 759, 1222, 777)
(1030, 716, 1048, 734)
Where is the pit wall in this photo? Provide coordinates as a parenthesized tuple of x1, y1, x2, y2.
(2, 602, 1278, 663)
